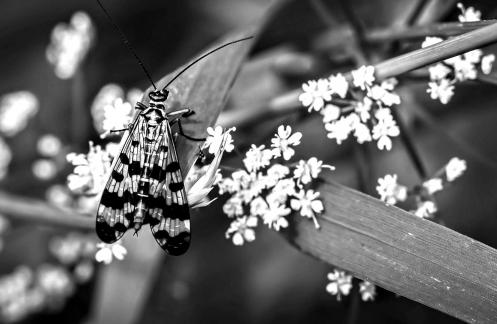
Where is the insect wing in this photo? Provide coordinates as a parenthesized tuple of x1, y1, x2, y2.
(148, 120, 191, 255)
(95, 116, 145, 243)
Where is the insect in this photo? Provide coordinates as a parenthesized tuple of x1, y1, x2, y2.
(94, 0, 252, 255)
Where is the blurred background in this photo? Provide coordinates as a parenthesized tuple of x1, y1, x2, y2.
(1, 0, 497, 323)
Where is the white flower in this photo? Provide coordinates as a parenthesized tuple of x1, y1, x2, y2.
(262, 202, 291, 231)
(239, 173, 266, 203)
(100, 98, 134, 135)
(299, 79, 333, 112)
(216, 177, 237, 195)
(453, 57, 478, 81)
(294, 157, 334, 186)
(46, 11, 95, 79)
(359, 280, 376, 301)
(37, 264, 74, 297)
(326, 270, 353, 301)
(428, 64, 452, 81)
(381, 78, 398, 91)
(355, 97, 372, 122)
(46, 185, 73, 210)
(325, 116, 352, 144)
(0, 137, 12, 180)
(376, 174, 407, 205)
(368, 85, 400, 107)
(268, 178, 297, 205)
(0, 267, 33, 305)
(49, 233, 86, 264)
(105, 142, 120, 158)
(32, 159, 58, 180)
(250, 196, 269, 216)
(271, 125, 302, 160)
(66, 142, 112, 195)
(457, 3, 481, 22)
(223, 195, 244, 217)
(91, 84, 125, 133)
(421, 37, 443, 48)
(203, 126, 235, 154)
(0, 91, 39, 137)
(265, 164, 290, 188)
(321, 104, 341, 123)
(37, 134, 63, 157)
(243, 144, 274, 172)
(225, 216, 258, 245)
(349, 114, 372, 144)
(463, 49, 483, 65)
(423, 178, 443, 195)
(232, 170, 252, 189)
(427, 79, 455, 104)
(414, 200, 437, 218)
(351, 65, 375, 90)
(372, 108, 400, 150)
(329, 73, 348, 98)
(290, 189, 323, 229)
(74, 261, 95, 283)
(445, 157, 467, 181)
(95, 241, 127, 264)
(481, 54, 495, 74)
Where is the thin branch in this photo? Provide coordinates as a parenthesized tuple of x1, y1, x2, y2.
(221, 22, 497, 128)
(391, 108, 428, 179)
(0, 191, 93, 230)
(313, 20, 496, 52)
(337, 0, 369, 63)
(405, 0, 430, 26)
(412, 105, 497, 169)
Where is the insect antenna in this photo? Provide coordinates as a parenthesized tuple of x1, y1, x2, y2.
(164, 36, 254, 89)
(96, 0, 157, 90)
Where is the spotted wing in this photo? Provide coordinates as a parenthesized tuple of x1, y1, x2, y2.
(95, 116, 146, 243)
(147, 120, 191, 256)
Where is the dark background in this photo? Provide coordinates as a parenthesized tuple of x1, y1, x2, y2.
(1, 0, 497, 323)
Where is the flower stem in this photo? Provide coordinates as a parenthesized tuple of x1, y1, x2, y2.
(391, 108, 427, 179)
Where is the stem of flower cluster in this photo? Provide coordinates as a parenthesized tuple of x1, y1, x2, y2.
(391, 108, 427, 179)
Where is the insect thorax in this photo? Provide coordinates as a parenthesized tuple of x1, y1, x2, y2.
(142, 89, 169, 127)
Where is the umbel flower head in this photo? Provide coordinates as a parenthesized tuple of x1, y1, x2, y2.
(217, 124, 334, 245)
(376, 157, 467, 219)
(299, 66, 401, 151)
(422, 3, 495, 104)
(46, 11, 95, 79)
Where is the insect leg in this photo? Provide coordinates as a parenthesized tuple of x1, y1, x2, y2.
(177, 119, 206, 142)
(135, 102, 147, 110)
(166, 108, 194, 118)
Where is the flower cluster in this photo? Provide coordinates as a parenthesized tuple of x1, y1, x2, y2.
(326, 270, 352, 301)
(66, 142, 113, 198)
(0, 232, 97, 324)
(95, 241, 127, 265)
(299, 66, 401, 150)
(32, 134, 65, 181)
(91, 84, 143, 137)
(0, 91, 39, 137)
(46, 11, 95, 79)
(376, 157, 467, 218)
(423, 3, 495, 104)
(326, 270, 377, 302)
(216, 125, 334, 245)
